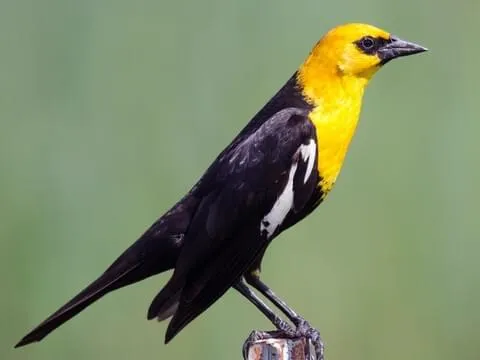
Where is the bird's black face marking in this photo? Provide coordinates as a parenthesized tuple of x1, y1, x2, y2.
(355, 36, 390, 55)
(355, 35, 427, 64)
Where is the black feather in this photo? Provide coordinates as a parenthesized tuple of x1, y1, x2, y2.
(161, 108, 319, 342)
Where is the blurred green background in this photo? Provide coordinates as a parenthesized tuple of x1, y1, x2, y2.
(1, 0, 478, 359)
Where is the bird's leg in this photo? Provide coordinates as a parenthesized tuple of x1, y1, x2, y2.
(244, 271, 324, 359)
(245, 270, 300, 322)
(234, 279, 294, 335)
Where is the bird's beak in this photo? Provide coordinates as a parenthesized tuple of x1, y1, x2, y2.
(378, 36, 428, 64)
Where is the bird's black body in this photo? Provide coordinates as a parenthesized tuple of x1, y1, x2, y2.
(16, 73, 324, 347)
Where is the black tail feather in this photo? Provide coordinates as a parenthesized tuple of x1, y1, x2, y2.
(15, 262, 141, 348)
(147, 275, 184, 321)
(15, 233, 183, 348)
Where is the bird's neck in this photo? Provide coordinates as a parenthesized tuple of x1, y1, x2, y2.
(297, 69, 368, 194)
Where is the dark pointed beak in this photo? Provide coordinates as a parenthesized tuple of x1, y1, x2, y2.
(378, 36, 428, 64)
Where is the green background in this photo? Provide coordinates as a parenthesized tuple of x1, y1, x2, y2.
(2, 0, 478, 359)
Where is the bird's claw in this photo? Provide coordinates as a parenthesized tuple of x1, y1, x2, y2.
(292, 317, 325, 360)
(243, 318, 324, 359)
(275, 318, 296, 336)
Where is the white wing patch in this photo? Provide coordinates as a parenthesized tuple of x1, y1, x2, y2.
(260, 161, 297, 238)
(300, 139, 316, 184)
(260, 140, 316, 238)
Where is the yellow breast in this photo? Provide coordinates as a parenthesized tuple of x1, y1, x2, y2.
(297, 48, 372, 196)
(309, 96, 362, 194)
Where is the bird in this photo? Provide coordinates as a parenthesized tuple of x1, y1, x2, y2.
(15, 23, 427, 350)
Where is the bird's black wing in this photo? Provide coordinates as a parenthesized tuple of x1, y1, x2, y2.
(152, 107, 319, 342)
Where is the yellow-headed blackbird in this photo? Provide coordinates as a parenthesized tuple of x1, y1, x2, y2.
(15, 23, 426, 352)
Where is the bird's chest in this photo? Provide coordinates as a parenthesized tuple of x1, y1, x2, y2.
(309, 103, 361, 195)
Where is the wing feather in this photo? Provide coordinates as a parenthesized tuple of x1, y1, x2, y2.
(155, 108, 319, 342)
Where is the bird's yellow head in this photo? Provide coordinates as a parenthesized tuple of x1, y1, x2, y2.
(298, 23, 427, 100)
(297, 23, 426, 194)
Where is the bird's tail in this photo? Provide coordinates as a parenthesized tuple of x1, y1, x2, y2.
(15, 234, 181, 348)
(147, 273, 184, 322)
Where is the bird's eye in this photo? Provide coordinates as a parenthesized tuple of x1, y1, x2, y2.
(360, 36, 376, 50)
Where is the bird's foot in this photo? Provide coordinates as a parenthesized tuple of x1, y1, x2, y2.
(243, 317, 323, 359)
(274, 317, 296, 336)
(292, 317, 324, 360)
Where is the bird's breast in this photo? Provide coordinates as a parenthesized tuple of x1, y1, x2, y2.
(309, 99, 361, 195)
